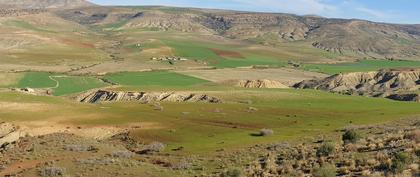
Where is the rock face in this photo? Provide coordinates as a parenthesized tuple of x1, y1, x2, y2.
(294, 69, 420, 101)
(386, 93, 420, 102)
(77, 90, 222, 104)
(0, 0, 95, 9)
(237, 79, 289, 89)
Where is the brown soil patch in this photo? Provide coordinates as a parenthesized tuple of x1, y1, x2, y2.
(60, 38, 95, 49)
(0, 102, 51, 112)
(0, 73, 23, 87)
(0, 159, 46, 176)
(210, 48, 244, 59)
(142, 46, 174, 56)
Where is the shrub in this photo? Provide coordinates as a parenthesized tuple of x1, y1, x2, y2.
(222, 168, 242, 177)
(404, 130, 420, 143)
(64, 144, 97, 152)
(259, 129, 274, 136)
(316, 143, 335, 157)
(342, 130, 360, 144)
(111, 150, 134, 158)
(138, 142, 166, 154)
(415, 149, 420, 157)
(313, 164, 336, 177)
(391, 152, 411, 174)
(40, 166, 66, 177)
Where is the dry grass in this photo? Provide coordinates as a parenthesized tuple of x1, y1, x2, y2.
(177, 68, 328, 86)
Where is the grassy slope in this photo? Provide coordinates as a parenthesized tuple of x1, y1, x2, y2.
(301, 60, 420, 74)
(104, 71, 210, 87)
(2, 88, 419, 155)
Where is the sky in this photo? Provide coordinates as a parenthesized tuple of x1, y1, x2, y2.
(90, 0, 420, 24)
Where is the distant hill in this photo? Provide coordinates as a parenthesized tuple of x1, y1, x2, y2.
(54, 6, 420, 59)
(0, 3, 419, 64)
(0, 0, 95, 9)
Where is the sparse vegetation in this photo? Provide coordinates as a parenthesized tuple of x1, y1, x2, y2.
(342, 130, 360, 143)
(391, 152, 411, 173)
(222, 168, 242, 177)
(316, 143, 335, 157)
(312, 164, 336, 177)
(40, 166, 66, 177)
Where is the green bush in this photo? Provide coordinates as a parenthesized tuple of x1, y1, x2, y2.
(317, 143, 335, 157)
(342, 130, 360, 143)
(313, 164, 336, 177)
(391, 152, 411, 174)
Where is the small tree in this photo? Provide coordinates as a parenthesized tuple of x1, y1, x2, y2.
(342, 130, 360, 144)
(317, 143, 335, 157)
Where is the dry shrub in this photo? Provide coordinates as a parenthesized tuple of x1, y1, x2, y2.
(259, 129, 274, 136)
(404, 130, 420, 143)
(40, 166, 66, 177)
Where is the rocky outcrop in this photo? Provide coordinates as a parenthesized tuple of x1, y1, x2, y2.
(0, 123, 26, 148)
(77, 90, 222, 104)
(294, 69, 420, 101)
(237, 79, 289, 89)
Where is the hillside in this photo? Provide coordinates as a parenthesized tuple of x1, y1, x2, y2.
(294, 69, 420, 101)
(0, 0, 95, 9)
(55, 6, 420, 59)
(0, 3, 419, 73)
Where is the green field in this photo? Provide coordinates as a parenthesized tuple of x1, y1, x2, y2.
(104, 71, 210, 87)
(301, 59, 420, 74)
(17, 72, 57, 88)
(51, 76, 108, 96)
(15, 72, 108, 96)
(162, 39, 285, 68)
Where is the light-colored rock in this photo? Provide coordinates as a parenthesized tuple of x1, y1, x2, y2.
(77, 90, 222, 104)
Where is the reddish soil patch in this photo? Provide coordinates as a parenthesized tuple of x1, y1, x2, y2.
(0, 159, 48, 176)
(60, 39, 95, 49)
(210, 48, 245, 59)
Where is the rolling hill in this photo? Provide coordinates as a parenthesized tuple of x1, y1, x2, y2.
(0, 0, 95, 9)
(0, 0, 418, 73)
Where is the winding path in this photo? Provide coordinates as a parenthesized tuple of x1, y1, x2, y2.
(47, 75, 67, 89)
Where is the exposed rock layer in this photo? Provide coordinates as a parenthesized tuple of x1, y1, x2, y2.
(237, 79, 289, 89)
(294, 69, 420, 102)
(77, 90, 222, 104)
